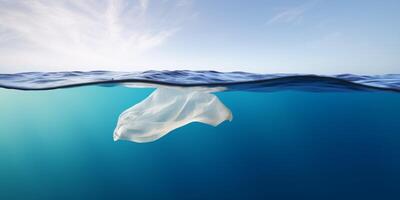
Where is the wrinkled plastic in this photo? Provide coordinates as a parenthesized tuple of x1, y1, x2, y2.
(113, 86, 233, 143)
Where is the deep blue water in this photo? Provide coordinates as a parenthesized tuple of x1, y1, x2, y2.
(0, 71, 400, 199)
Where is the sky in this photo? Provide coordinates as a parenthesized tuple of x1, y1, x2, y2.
(0, 0, 399, 74)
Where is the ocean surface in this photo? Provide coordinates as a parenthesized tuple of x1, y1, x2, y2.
(1, 70, 400, 199)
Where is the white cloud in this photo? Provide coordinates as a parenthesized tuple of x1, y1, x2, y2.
(267, 1, 318, 25)
(0, 0, 192, 72)
(139, 0, 149, 11)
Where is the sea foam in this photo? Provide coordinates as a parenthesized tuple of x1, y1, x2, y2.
(113, 86, 232, 143)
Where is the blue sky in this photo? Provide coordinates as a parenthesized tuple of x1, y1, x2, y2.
(0, 0, 399, 74)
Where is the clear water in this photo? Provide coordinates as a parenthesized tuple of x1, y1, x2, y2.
(1, 84, 400, 199)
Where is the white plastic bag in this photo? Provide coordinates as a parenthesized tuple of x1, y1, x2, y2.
(113, 86, 232, 143)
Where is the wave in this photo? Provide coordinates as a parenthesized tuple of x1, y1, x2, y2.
(0, 70, 399, 92)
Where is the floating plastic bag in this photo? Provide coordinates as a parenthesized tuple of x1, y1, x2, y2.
(113, 86, 232, 143)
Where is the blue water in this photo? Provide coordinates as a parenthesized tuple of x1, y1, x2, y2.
(1, 71, 400, 199)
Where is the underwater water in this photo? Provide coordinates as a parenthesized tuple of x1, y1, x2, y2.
(1, 71, 400, 199)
